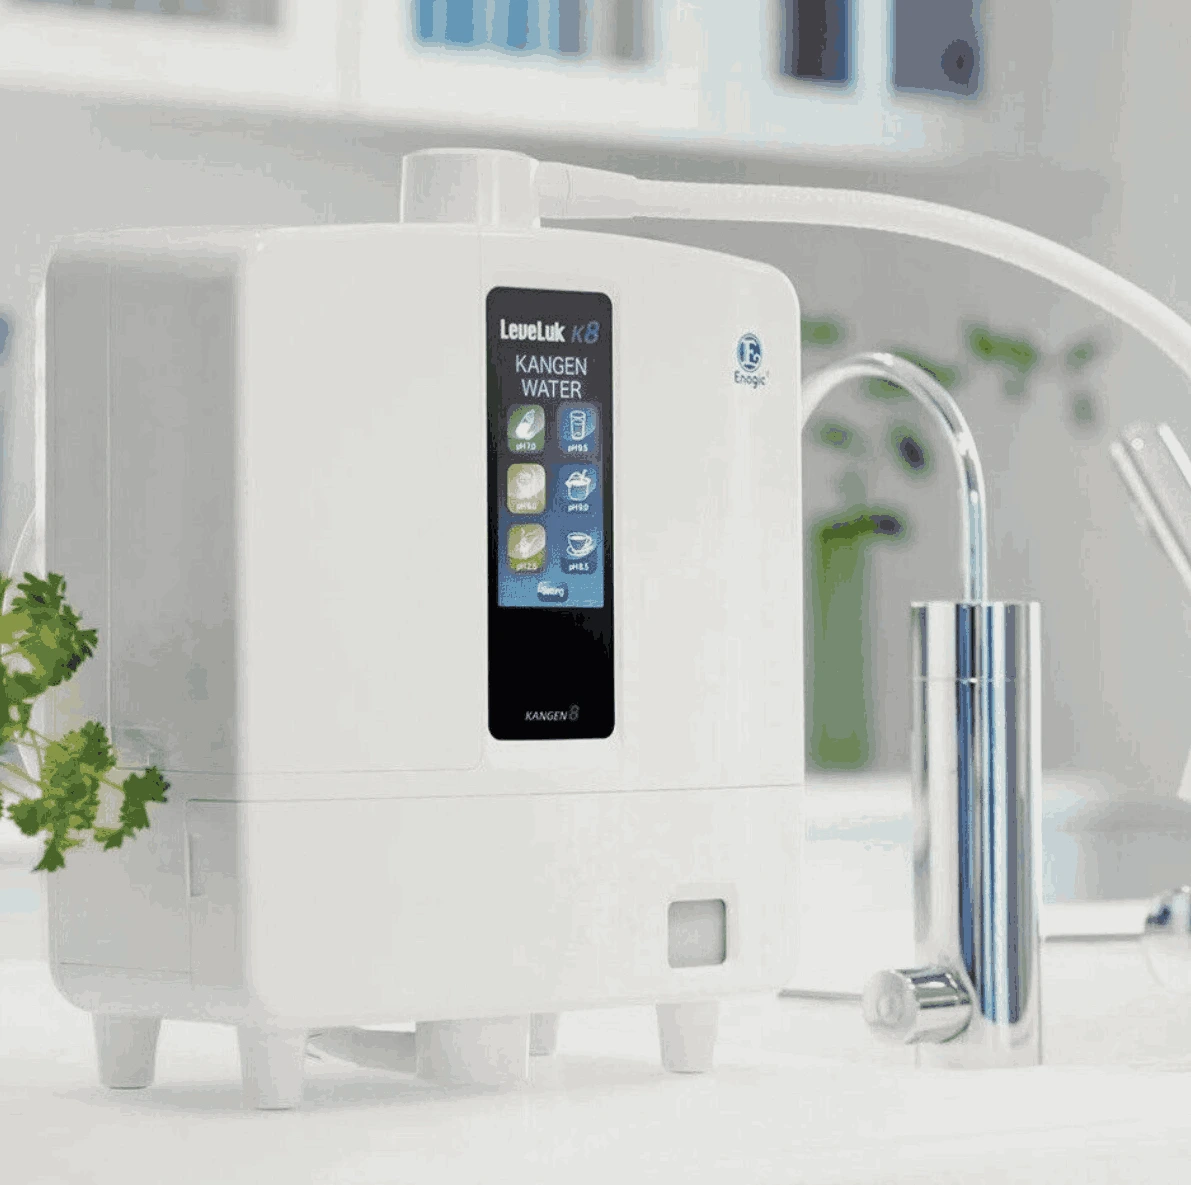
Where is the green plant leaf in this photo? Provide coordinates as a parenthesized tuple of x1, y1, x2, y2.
(803, 316, 845, 347)
(815, 420, 862, 452)
(0, 569, 168, 872)
(1069, 390, 1100, 431)
(9, 573, 97, 697)
(966, 325, 1040, 374)
(809, 504, 909, 771)
(34, 838, 70, 874)
(117, 766, 170, 834)
(7, 795, 44, 837)
(0, 609, 31, 645)
(29, 723, 116, 869)
(1065, 340, 1098, 371)
(1, 665, 31, 747)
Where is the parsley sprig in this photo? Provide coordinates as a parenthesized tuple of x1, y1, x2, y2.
(1, 571, 169, 872)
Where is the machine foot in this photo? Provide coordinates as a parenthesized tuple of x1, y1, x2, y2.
(237, 1026, 308, 1110)
(529, 1012, 560, 1057)
(415, 1016, 530, 1086)
(656, 1001, 719, 1073)
(94, 1015, 162, 1089)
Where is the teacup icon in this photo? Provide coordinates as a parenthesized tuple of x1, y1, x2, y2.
(566, 532, 596, 559)
(565, 469, 594, 500)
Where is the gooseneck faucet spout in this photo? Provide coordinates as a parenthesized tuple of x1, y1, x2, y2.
(803, 353, 1042, 1070)
(801, 352, 988, 603)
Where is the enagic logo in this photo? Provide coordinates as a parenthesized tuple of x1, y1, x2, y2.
(501, 318, 566, 343)
(734, 332, 769, 389)
(525, 704, 582, 722)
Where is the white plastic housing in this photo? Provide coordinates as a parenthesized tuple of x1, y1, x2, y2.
(42, 221, 803, 1039)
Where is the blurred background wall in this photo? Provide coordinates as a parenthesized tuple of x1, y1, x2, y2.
(0, 1, 1187, 798)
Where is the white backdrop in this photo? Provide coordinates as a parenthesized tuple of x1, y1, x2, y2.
(0, 2, 1187, 798)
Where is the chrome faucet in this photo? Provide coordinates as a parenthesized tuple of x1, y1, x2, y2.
(803, 352, 1043, 1069)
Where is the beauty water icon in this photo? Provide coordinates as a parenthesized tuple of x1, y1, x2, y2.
(507, 463, 547, 513)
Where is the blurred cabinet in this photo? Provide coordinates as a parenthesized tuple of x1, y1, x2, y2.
(0, 0, 340, 107)
(353, 1, 698, 140)
(354, 0, 972, 159)
(0, 1, 1015, 164)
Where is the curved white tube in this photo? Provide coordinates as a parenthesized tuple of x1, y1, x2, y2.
(5, 509, 36, 599)
(536, 162, 1191, 389)
(6, 507, 42, 780)
(306, 1027, 417, 1073)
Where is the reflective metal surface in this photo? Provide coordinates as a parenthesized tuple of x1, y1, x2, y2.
(802, 351, 988, 602)
(804, 355, 1041, 1068)
(908, 600, 1043, 1068)
(862, 966, 972, 1045)
(1110, 422, 1191, 597)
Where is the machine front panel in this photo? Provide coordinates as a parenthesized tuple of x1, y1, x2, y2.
(486, 286, 614, 740)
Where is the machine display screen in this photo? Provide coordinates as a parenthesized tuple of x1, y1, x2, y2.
(486, 287, 614, 740)
(492, 315, 609, 608)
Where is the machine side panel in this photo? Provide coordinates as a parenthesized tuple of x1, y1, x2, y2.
(186, 797, 243, 990)
(237, 227, 486, 777)
(107, 264, 239, 776)
(45, 258, 110, 738)
(44, 255, 238, 976)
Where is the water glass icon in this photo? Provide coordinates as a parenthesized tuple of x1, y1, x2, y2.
(558, 404, 598, 452)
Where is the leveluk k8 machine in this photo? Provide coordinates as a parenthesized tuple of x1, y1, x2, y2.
(37, 150, 1191, 1106)
(41, 152, 802, 1108)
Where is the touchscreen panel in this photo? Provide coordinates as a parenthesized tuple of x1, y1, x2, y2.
(486, 287, 614, 740)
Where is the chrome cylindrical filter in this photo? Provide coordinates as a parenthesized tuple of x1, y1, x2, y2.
(807, 355, 1043, 1069)
(909, 600, 1042, 1068)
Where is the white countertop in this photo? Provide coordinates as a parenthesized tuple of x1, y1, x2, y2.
(4, 774, 1191, 1181)
(4, 940, 1191, 1184)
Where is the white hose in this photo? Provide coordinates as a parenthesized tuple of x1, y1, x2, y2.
(4, 508, 36, 607)
(535, 163, 1191, 390)
(306, 1027, 417, 1073)
(5, 508, 41, 779)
